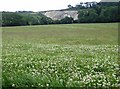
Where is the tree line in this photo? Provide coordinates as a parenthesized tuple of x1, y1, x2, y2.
(2, 12, 54, 26)
(1, 2, 120, 26)
(68, 2, 120, 23)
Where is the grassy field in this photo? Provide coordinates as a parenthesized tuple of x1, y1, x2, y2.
(2, 23, 119, 88)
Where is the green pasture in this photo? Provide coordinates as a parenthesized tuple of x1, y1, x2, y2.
(2, 23, 119, 87)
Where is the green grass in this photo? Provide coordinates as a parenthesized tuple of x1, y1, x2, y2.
(2, 23, 119, 88)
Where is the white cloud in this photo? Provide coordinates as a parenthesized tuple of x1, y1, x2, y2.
(0, 0, 101, 12)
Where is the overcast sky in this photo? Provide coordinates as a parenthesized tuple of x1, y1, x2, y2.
(0, 0, 101, 12)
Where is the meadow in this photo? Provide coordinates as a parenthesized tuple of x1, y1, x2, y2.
(2, 23, 119, 88)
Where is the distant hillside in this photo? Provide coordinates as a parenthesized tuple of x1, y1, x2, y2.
(2, 12, 53, 26)
(2, 2, 119, 26)
(41, 10, 78, 20)
(41, 0, 120, 20)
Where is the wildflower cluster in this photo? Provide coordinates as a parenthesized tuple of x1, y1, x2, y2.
(2, 43, 119, 88)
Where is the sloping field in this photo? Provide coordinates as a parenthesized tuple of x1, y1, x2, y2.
(2, 23, 119, 87)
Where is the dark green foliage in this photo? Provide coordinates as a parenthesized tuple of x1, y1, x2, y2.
(78, 9, 98, 23)
(2, 12, 26, 26)
(60, 17, 74, 24)
(21, 13, 53, 25)
(2, 12, 54, 26)
(69, 2, 120, 23)
(78, 6, 119, 23)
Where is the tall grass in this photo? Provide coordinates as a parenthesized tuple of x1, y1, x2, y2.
(2, 23, 119, 88)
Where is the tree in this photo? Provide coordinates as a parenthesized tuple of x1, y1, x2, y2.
(99, 6, 119, 22)
(2, 12, 26, 26)
(78, 9, 98, 23)
(60, 16, 74, 24)
(2, 12, 54, 26)
(68, 4, 73, 9)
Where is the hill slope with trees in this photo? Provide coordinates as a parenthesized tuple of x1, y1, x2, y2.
(1, 2, 120, 26)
